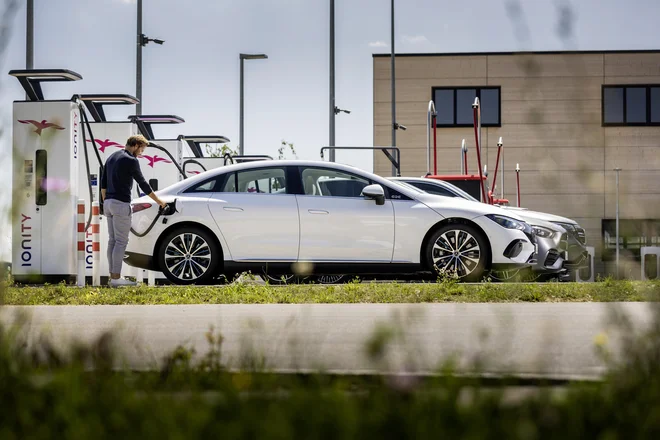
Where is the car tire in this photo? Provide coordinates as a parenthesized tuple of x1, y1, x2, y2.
(157, 226, 221, 285)
(424, 223, 490, 283)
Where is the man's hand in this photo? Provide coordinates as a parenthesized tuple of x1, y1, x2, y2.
(147, 192, 167, 209)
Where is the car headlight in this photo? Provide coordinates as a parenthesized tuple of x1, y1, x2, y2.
(485, 214, 527, 231)
(532, 225, 555, 238)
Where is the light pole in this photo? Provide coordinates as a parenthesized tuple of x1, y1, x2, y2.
(239, 53, 268, 156)
(329, 0, 335, 161)
(390, 0, 397, 176)
(26, 0, 33, 69)
(136, 0, 165, 115)
(614, 167, 622, 278)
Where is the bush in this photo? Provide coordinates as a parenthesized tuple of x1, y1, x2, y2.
(2, 303, 660, 438)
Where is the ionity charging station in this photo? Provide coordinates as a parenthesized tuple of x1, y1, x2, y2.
(10, 69, 85, 283)
(9, 68, 252, 285)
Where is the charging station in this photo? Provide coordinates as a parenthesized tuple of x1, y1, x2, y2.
(129, 115, 194, 195)
(10, 69, 84, 283)
(78, 94, 139, 283)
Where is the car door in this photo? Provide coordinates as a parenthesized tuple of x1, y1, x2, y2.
(295, 166, 394, 262)
(207, 166, 299, 261)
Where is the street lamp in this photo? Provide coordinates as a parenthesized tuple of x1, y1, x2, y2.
(239, 53, 268, 156)
(136, 0, 165, 115)
(614, 167, 622, 278)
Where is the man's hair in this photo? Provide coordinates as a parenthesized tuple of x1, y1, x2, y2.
(126, 134, 149, 148)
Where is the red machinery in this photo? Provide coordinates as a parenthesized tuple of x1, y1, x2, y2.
(425, 97, 518, 206)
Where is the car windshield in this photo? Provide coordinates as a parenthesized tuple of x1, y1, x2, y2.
(440, 181, 480, 202)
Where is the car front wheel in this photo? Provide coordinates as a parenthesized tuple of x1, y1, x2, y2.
(425, 223, 490, 282)
(158, 227, 220, 285)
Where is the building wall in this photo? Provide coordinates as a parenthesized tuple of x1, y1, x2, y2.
(373, 51, 660, 277)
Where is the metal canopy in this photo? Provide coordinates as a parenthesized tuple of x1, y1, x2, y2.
(8, 69, 83, 101)
(127, 114, 185, 140)
(79, 94, 139, 122)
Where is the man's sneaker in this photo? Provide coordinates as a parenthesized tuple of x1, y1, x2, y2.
(109, 278, 138, 288)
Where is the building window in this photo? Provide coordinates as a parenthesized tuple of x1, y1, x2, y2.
(602, 85, 660, 126)
(432, 87, 501, 127)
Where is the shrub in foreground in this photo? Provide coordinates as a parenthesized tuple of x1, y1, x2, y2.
(1, 305, 660, 438)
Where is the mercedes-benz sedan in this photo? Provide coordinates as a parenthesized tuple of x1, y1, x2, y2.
(124, 160, 537, 284)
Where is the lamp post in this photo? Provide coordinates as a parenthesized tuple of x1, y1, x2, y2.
(390, 0, 397, 177)
(614, 167, 622, 278)
(239, 53, 268, 156)
(136, 0, 165, 115)
(329, 0, 335, 161)
(26, 0, 33, 69)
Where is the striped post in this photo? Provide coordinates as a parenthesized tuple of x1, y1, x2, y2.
(92, 202, 101, 286)
(77, 199, 86, 287)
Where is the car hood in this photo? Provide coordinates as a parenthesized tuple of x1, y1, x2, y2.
(415, 193, 528, 221)
(500, 207, 578, 225)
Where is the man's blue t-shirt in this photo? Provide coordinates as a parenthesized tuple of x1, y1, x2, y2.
(101, 149, 153, 203)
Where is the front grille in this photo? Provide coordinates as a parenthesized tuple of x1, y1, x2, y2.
(553, 222, 586, 245)
(545, 250, 560, 267)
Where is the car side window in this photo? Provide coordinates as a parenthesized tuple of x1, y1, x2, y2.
(221, 168, 287, 194)
(300, 168, 370, 198)
(184, 176, 222, 193)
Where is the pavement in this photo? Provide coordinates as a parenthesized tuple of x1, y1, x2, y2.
(0, 302, 656, 380)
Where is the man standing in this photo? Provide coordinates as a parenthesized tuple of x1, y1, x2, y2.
(100, 135, 167, 287)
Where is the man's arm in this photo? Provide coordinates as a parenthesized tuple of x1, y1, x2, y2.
(131, 159, 166, 208)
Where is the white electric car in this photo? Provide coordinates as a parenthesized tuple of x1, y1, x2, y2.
(124, 160, 537, 284)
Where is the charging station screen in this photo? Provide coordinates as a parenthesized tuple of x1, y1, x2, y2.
(35, 150, 47, 206)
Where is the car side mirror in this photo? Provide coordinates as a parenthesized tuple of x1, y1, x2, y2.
(362, 184, 385, 205)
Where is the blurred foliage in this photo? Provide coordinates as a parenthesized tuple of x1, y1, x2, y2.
(1, 301, 660, 438)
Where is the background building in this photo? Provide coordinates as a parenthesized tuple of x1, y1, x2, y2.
(373, 50, 660, 278)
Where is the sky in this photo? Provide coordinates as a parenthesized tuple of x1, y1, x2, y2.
(0, 0, 659, 260)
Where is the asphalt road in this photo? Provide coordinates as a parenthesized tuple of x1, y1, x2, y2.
(0, 302, 656, 380)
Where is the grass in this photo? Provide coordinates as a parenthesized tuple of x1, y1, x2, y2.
(2, 278, 659, 306)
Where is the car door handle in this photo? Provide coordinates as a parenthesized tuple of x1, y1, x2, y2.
(223, 207, 244, 212)
(308, 209, 329, 215)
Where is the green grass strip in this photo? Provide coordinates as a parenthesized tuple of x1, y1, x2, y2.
(2, 278, 659, 305)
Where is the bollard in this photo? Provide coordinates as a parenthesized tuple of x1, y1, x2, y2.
(148, 270, 155, 286)
(576, 246, 595, 283)
(641, 246, 660, 280)
(92, 202, 100, 286)
(77, 199, 85, 287)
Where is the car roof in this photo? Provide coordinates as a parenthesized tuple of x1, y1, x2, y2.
(158, 159, 419, 197)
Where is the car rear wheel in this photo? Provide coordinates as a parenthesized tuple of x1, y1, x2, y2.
(158, 227, 220, 285)
(425, 223, 490, 282)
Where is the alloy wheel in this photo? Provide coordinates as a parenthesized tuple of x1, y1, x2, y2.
(164, 233, 212, 281)
(432, 229, 481, 278)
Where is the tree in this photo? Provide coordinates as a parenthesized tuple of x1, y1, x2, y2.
(205, 143, 238, 158)
(278, 140, 297, 160)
